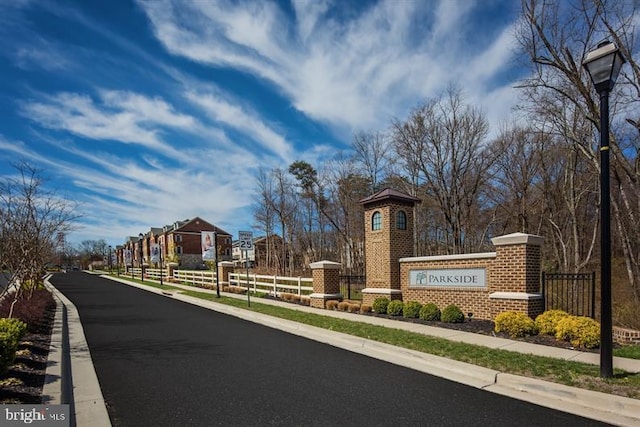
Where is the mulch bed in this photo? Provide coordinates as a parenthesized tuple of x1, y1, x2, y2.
(362, 311, 602, 353)
(0, 304, 55, 404)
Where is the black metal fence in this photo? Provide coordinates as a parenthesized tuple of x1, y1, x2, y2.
(541, 272, 596, 318)
(340, 275, 366, 300)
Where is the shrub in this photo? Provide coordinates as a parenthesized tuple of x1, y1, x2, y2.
(0, 318, 28, 373)
(419, 303, 441, 321)
(387, 300, 404, 316)
(347, 304, 360, 313)
(535, 309, 570, 335)
(360, 305, 372, 313)
(494, 311, 538, 338)
(337, 301, 350, 311)
(403, 301, 422, 319)
(325, 300, 339, 310)
(555, 316, 600, 348)
(0, 289, 55, 333)
(300, 296, 311, 306)
(372, 297, 390, 314)
(441, 304, 465, 323)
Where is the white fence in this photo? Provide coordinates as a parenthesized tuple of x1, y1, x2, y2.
(173, 269, 216, 288)
(124, 266, 313, 295)
(229, 272, 313, 296)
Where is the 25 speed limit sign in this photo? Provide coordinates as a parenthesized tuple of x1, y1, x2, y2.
(238, 231, 253, 250)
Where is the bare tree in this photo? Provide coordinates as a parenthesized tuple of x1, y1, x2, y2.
(392, 87, 494, 254)
(0, 163, 78, 315)
(490, 124, 544, 234)
(517, 0, 640, 300)
(351, 131, 390, 193)
(253, 167, 279, 271)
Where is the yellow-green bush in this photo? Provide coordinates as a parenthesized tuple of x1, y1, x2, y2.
(441, 304, 465, 323)
(0, 318, 28, 373)
(387, 300, 404, 316)
(494, 311, 537, 338)
(372, 297, 390, 314)
(403, 301, 422, 319)
(419, 303, 441, 321)
(554, 316, 600, 348)
(535, 309, 570, 335)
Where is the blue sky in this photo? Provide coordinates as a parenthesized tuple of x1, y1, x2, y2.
(0, 0, 524, 248)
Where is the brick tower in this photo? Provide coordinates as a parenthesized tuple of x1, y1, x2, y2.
(360, 188, 420, 305)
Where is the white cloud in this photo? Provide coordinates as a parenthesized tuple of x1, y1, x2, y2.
(186, 90, 294, 162)
(137, 0, 522, 135)
(19, 90, 199, 161)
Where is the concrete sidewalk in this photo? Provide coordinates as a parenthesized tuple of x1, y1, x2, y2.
(50, 273, 640, 426)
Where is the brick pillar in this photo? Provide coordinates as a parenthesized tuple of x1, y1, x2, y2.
(489, 233, 544, 319)
(309, 260, 342, 309)
(218, 261, 234, 287)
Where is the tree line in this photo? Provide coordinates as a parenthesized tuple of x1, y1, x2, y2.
(252, 0, 640, 328)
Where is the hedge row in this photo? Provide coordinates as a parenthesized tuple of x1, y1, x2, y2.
(494, 309, 601, 348)
(372, 298, 465, 323)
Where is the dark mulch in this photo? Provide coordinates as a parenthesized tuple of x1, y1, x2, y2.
(0, 302, 55, 404)
(262, 295, 603, 353)
(361, 311, 603, 353)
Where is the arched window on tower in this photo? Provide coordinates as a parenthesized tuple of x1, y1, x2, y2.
(396, 210, 407, 230)
(372, 211, 382, 231)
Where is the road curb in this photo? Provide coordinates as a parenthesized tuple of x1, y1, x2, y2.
(41, 285, 64, 405)
(490, 373, 640, 426)
(45, 280, 112, 427)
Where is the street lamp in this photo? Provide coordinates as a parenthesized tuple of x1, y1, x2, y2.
(582, 40, 626, 378)
(108, 245, 112, 274)
(155, 233, 163, 287)
(138, 233, 144, 282)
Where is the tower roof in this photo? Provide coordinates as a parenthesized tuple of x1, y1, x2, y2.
(359, 188, 421, 207)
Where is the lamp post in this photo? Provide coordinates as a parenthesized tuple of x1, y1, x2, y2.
(582, 41, 626, 378)
(155, 234, 164, 287)
(108, 245, 112, 274)
(138, 233, 144, 282)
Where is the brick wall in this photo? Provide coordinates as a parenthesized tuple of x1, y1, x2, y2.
(399, 233, 545, 321)
(401, 255, 495, 319)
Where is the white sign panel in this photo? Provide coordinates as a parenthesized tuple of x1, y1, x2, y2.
(410, 268, 486, 287)
(238, 231, 253, 250)
(201, 231, 216, 261)
(150, 243, 161, 263)
(124, 249, 132, 264)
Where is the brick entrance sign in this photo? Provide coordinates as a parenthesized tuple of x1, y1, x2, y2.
(360, 188, 544, 320)
(400, 233, 544, 320)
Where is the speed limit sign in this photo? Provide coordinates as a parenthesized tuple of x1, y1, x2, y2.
(239, 231, 253, 250)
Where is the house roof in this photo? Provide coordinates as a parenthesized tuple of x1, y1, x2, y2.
(166, 217, 232, 236)
(359, 188, 421, 206)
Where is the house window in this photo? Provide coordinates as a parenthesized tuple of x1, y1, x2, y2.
(372, 211, 382, 231)
(175, 246, 183, 254)
(396, 210, 407, 230)
(174, 234, 182, 242)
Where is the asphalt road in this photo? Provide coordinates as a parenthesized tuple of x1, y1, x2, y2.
(50, 272, 609, 427)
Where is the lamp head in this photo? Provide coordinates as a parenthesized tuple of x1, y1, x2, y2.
(583, 41, 626, 93)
